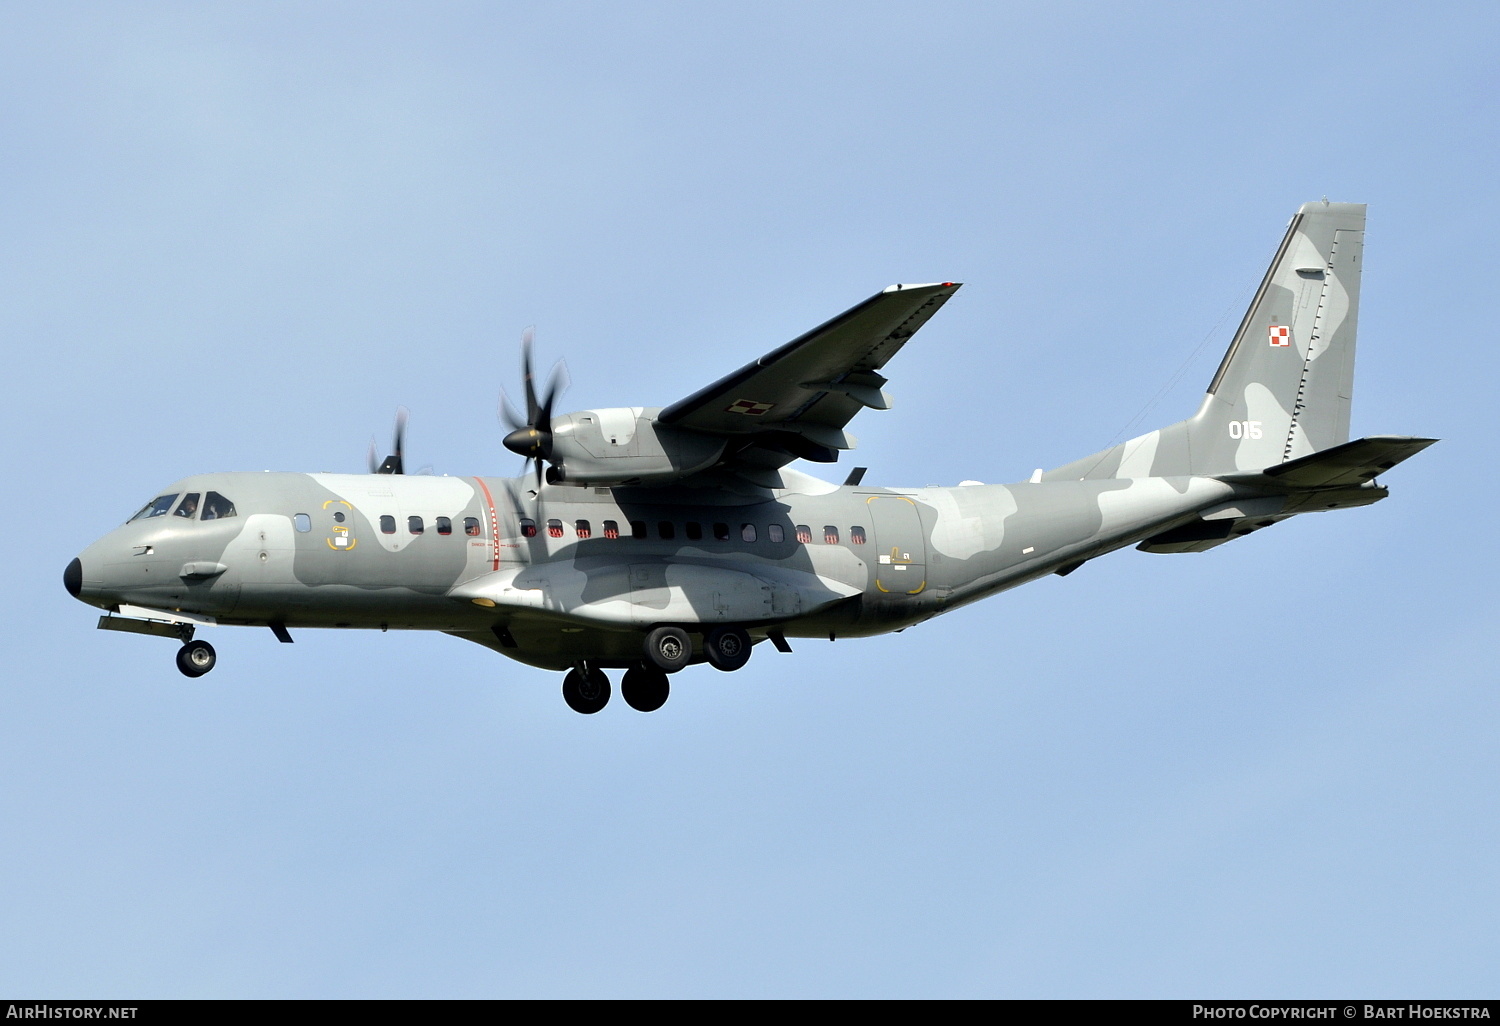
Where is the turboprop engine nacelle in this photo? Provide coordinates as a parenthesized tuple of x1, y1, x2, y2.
(544, 408, 726, 486)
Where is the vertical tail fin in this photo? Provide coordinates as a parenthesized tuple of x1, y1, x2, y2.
(1193, 200, 1365, 470)
(1048, 201, 1366, 481)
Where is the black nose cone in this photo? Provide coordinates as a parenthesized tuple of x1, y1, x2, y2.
(64, 557, 82, 598)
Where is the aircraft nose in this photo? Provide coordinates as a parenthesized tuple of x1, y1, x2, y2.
(64, 557, 82, 598)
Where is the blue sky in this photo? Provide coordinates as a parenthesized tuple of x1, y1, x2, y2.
(2, 1, 1495, 997)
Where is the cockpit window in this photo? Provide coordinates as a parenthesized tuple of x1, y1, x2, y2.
(201, 492, 237, 520)
(129, 494, 179, 522)
(174, 493, 201, 519)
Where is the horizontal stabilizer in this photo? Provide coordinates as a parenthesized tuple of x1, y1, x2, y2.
(1229, 435, 1438, 489)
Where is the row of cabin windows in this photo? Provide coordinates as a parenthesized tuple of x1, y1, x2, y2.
(368, 515, 484, 536)
(518, 518, 866, 546)
(288, 512, 867, 546)
(289, 514, 486, 536)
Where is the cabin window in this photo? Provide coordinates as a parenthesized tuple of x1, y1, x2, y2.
(464, 517, 482, 537)
(824, 526, 839, 544)
(548, 519, 565, 538)
(202, 492, 237, 520)
(767, 524, 784, 543)
(795, 525, 812, 544)
(850, 526, 866, 545)
(685, 521, 703, 541)
(333, 511, 346, 523)
(658, 521, 675, 540)
(741, 524, 757, 542)
(436, 516, 452, 536)
(713, 522, 730, 542)
(380, 515, 396, 534)
(631, 520, 647, 540)
(603, 520, 620, 539)
(520, 518, 537, 538)
(174, 493, 201, 519)
(294, 513, 311, 533)
(408, 516, 424, 535)
(129, 494, 179, 522)
(575, 520, 592, 539)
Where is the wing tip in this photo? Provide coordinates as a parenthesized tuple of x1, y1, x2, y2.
(881, 281, 962, 294)
(1296, 199, 1367, 217)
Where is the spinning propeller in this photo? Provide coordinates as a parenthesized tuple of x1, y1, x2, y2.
(500, 327, 569, 489)
(362, 331, 566, 485)
(368, 406, 409, 475)
(366, 406, 434, 475)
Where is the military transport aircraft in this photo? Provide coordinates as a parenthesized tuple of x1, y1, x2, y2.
(64, 201, 1434, 713)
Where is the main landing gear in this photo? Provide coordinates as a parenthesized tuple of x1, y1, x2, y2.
(560, 664, 670, 714)
(704, 627, 751, 672)
(642, 626, 692, 673)
(562, 664, 610, 714)
(558, 626, 759, 714)
(621, 666, 669, 712)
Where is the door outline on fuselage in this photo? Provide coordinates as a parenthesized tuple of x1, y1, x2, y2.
(322, 498, 358, 551)
(867, 495, 927, 595)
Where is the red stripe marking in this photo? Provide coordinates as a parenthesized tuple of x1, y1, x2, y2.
(472, 477, 501, 570)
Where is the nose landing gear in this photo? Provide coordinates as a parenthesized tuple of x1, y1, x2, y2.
(175, 639, 217, 678)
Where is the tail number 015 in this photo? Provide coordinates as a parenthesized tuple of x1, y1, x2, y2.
(1228, 420, 1263, 440)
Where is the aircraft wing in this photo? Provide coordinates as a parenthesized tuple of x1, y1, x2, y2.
(656, 282, 961, 467)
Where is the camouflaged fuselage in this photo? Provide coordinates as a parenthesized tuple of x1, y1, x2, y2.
(73, 468, 1241, 670)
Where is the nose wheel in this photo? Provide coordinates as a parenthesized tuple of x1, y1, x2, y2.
(176, 640, 217, 678)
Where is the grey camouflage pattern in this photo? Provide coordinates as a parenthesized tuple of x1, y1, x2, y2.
(68, 202, 1434, 676)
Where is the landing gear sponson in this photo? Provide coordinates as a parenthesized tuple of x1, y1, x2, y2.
(557, 625, 758, 714)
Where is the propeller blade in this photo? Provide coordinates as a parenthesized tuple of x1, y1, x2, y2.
(520, 326, 539, 425)
(371, 406, 408, 474)
(390, 406, 409, 475)
(537, 359, 569, 433)
(498, 388, 525, 431)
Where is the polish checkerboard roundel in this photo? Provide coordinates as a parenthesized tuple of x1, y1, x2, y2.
(1269, 325, 1291, 347)
(726, 399, 775, 416)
